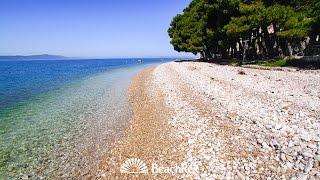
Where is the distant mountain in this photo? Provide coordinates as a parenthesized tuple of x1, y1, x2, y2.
(0, 54, 68, 60)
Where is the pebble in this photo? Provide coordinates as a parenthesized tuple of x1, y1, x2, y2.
(153, 62, 320, 179)
(304, 161, 313, 173)
(302, 151, 314, 158)
(296, 173, 308, 180)
(21, 175, 29, 180)
(280, 153, 286, 161)
(285, 162, 294, 169)
(262, 142, 272, 152)
(301, 134, 312, 142)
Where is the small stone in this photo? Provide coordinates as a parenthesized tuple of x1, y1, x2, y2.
(21, 175, 29, 180)
(275, 124, 282, 130)
(285, 162, 294, 169)
(313, 137, 320, 142)
(266, 124, 273, 129)
(287, 155, 294, 162)
(236, 171, 245, 180)
(257, 138, 264, 144)
(314, 156, 320, 168)
(288, 141, 295, 147)
(280, 153, 286, 161)
(262, 142, 272, 152)
(296, 162, 305, 171)
(296, 173, 308, 180)
(301, 134, 312, 142)
(307, 144, 317, 150)
(304, 161, 313, 173)
(302, 151, 313, 158)
(270, 139, 280, 149)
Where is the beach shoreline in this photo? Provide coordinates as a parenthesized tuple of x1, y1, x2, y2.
(97, 66, 185, 179)
(98, 61, 320, 179)
(0, 60, 165, 179)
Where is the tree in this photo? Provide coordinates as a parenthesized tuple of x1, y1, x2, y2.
(168, 0, 211, 58)
(224, 1, 265, 60)
(309, 0, 320, 38)
(168, 0, 239, 60)
(168, 0, 319, 60)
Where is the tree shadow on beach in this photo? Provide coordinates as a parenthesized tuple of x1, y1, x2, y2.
(175, 57, 320, 70)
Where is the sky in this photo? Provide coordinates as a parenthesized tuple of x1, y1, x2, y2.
(0, 0, 194, 58)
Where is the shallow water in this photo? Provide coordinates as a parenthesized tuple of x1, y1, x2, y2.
(0, 59, 169, 178)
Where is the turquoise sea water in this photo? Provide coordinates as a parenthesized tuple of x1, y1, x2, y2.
(0, 59, 170, 178)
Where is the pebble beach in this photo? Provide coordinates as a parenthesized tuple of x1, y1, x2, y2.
(98, 61, 320, 179)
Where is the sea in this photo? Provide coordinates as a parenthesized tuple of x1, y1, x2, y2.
(0, 58, 172, 178)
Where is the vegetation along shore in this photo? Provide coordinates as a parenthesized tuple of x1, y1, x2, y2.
(168, 0, 320, 64)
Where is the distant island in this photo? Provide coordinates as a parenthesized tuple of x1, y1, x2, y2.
(0, 54, 67, 61)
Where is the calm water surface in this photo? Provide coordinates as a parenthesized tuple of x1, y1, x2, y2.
(0, 58, 171, 178)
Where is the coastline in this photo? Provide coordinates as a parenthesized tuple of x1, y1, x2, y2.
(0, 61, 161, 179)
(97, 67, 185, 179)
(98, 62, 320, 179)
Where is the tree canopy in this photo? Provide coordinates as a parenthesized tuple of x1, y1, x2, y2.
(168, 0, 320, 60)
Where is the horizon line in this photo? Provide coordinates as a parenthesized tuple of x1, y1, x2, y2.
(0, 54, 196, 59)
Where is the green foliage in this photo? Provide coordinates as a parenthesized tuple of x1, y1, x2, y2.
(276, 11, 313, 39)
(168, 0, 208, 54)
(264, 4, 294, 25)
(309, 0, 320, 34)
(168, 0, 240, 57)
(224, 1, 264, 37)
(168, 0, 319, 59)
(257, 58, 288, 67)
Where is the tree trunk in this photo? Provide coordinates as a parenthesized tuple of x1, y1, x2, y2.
(200, 51, 206, 61)
(287, 41, 293, 57)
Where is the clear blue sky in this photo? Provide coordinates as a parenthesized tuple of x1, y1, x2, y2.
(0, 0, 194, 58)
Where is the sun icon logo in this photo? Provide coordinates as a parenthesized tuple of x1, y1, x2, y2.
(120, 158, 148, 174)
